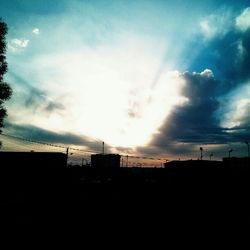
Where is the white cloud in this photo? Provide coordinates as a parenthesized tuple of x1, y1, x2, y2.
(11, 38, 29, 48)
(200, 11, 232, 40)
(224, 98, 250, 128)
(236, 39, 247, 62)
(200, 19, 217, 39)
(200, 69, 214, 78)
(236, 7, 250, 32)
(8, 38, 30, 52)
(220, 82, 250, 128)
(32, 28, 40, 35)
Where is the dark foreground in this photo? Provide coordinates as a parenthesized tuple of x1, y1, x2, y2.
(0, 162, 249, 233)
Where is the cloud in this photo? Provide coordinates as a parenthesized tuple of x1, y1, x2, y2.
(139, 67, 250, 159)
(7, 71, 65, 115)
(32, 28, 40, 35)
(6, 29, 185, 147)
(11, 39, 29, 48)
(192, 17, 250, 86)
(8, 38, 29, 52)
(236, 7, 250, 32)
(200, 10, 233, 40)
(23, 86, 65, 114)
(44, 101, 64, 112)
(3, 122, 111, 153)
(142, 69, 247, 157)
(220, 83, 250, 130)
(236, 39, 247, 62)
(150, 69, 221, 144)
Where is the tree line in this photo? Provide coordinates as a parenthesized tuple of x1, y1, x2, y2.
(0, 19, 12, 135)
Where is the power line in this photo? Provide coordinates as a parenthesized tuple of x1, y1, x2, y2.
(1, 133, 66, 149)
(0, 133, 99, 154)
(0, 133, 168, 162)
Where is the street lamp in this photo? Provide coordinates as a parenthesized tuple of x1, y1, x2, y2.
(228, 149, 233, 158)
(246, 141, 249, 158)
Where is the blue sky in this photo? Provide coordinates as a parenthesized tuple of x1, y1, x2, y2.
(0, 0, 250, 160)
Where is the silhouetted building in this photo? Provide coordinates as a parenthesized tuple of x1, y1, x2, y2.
(223, 157, 250, 167)
(164, 160, 222, 168)
(164, 160, 224, 178)
(0, 152, 67, 168)
(91, 154, 121, 169)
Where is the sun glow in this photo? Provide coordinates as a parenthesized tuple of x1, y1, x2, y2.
(8, 34, 184, 148)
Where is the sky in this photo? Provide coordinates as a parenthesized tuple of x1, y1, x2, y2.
(0, 0, 250, 160)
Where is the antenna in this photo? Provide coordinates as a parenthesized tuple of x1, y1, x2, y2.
(200, 147, 203, 160)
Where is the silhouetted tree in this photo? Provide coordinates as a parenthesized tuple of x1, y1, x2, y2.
(0, 19, 12, 133)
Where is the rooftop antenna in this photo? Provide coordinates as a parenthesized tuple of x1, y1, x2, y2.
(200, 147, 203, 160)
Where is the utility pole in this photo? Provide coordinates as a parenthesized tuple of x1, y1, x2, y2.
(102, 141, 105, 155)
(126, 155, 128, 168)
(66, 147, 69, 166)
(210, 153, 213, 161)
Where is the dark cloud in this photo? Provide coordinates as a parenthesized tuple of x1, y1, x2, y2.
(24, 87, 65, 114)
(44, 101, 64, 112)
(152, 70, 221, 143)
(3, 122, 111, 153)
(190, 24, 250, 90)
(8, 71, 65, 113)
(212, 29, 250, 87)
(144, 10, 250, 159)
(136, 143, 197, 159)
(113, 146, 138, 155)
(24, 87, 46, 107)
(143, 69, 250, 158)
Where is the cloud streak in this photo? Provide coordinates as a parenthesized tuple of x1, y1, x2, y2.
(3, 122, 110, 153)
(7, 71, 65, 115)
